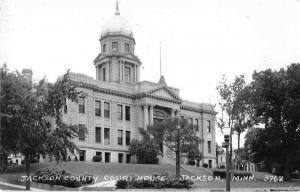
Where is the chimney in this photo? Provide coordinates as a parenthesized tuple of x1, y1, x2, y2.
(22, 69, 33, 82)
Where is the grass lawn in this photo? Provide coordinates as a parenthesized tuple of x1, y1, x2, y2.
(1, 162, 299, 189)
(0, 161, 192, 186)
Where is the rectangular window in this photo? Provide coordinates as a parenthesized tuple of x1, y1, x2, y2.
(104, 128, 110, 145)
(96, 151, 102, 156)
(125, 43, 130, 52)
(117, 104, 123, 120)
(207, 120, 211, 133)
(104, 102, 110, 118)
(126, 131, 131, 145)
(79, 97, 85, 113)
(79, 124, 85, 141)
(102, 67, 106, 81)
(118, 153, 124, 163)
(112, 42, 118, 51)
(102, 44, 106, 53)
(125, 106, 130, 121)
(125, 66, 131, 82)
(195, 119, 199, 131)
(105, 152, 110, 163)
(95, 127, 101, 143)
(95, 100, 101, 116)
(208, 141, 212, 154)
(126, 154, 131, 163)
(118, 130, 123, 145)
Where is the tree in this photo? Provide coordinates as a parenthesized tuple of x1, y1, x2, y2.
(186, 148, 203, 167)
(246, 63, 300, 180)
(0, 65, 84, 190)
(147, 118, 203, 176)
(129, 128, 160, 164)
(216, 75, 253, 169)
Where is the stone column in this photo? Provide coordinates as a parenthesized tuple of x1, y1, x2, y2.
(143, 105, 149, 130)
(137, 66, 140, 82)
(96, 65, 99, 80)
(119, 61, 122, 81)
(122, 61, 125, 81)
(107, 62, 110, 81)
(171, 109, 175, 118)
(149, 105, 154, 125)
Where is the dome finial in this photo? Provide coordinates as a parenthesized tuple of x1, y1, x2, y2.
(115, 0, 120, 15)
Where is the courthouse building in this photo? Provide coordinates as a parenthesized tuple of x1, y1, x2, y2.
(63, 4, 217, 168)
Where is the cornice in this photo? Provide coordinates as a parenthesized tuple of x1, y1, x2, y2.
(72, 80, 216, 114)
(180, 105, 218, 115)
(72, 80, 182, 104)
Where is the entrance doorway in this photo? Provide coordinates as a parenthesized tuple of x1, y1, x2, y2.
(79, 150, 86, 161)
(208, 160, 212, 168)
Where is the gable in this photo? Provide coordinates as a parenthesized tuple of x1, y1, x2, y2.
(151, 89, 175, 100)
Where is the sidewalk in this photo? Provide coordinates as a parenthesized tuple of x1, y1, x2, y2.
(0, 181, 47, 191)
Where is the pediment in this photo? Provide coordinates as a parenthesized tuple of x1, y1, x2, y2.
(145, 86, 182, 102)
(151, 89, 175, 100)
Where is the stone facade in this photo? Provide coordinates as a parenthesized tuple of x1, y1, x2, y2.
(63, 4, 217, 168)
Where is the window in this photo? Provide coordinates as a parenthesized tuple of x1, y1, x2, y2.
(79, 97, 85, 113)
(125, 43, 130, 52)
(117, 105, 123, 120)
(79, 150, 86, 161)
(125, 66, 131, 82)
(96, 151, 102, 156)
(125, 106, 130, 121)
(195, 119, 199, 131)
(207, 120, 211, 133)
(126, 154, 131, 163)
(208, 160, 212, 168)
(126, 131, 131, 145)
(102, 44, 106, 53)
(104, 128, 110, 144)
(79, 124, 85, 141)
(105, 152, 110, 163)
(95, 127, 101, 143)
(118, 153, 124, 163)
(102, 67, 106, 81)
(104, 102, 110, 118)
(112, 42, 118, 51)
(189, 118, 193, 125)
(208, 141, 212, 154)
(118, 130, 123, 145)
(95, 100, 101, 116)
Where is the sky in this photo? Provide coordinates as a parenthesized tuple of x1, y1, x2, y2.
(1, 0, 300, 148)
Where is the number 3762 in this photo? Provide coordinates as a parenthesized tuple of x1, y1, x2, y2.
(264, 175, 283, 182)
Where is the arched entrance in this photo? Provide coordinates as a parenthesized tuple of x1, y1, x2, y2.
(153, 108, 170, 154)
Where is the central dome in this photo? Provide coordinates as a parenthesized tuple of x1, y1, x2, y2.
(101, 14, 133, 38)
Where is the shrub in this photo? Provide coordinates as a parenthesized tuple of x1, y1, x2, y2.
(213, 170, 227, 178)
(92, 155, 102, 162)
(32, 167, 94, 188)
(187, 159, 195, 166)
(203, 163, 208, 168)
(212, 170, 252, 179)
(129, 138, 159, 164)
(116, 179, 128, 189)
(116, 174, 193, 189)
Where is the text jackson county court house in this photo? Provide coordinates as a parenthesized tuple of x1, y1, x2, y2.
(57, 4, 217, 168)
